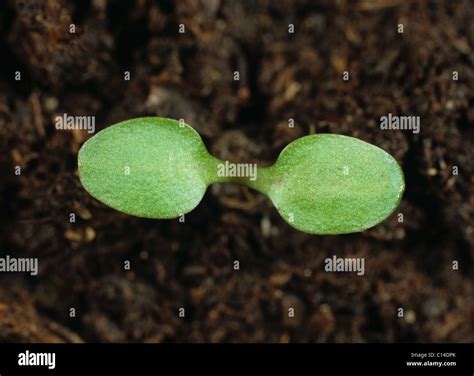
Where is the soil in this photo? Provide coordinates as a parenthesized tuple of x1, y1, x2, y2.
(0, 0, 473, 343)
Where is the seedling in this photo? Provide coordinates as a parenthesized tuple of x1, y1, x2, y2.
(78, 117, 404, 234)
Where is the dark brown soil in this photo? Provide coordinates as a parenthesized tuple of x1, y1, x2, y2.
(0, 0, 473, 343)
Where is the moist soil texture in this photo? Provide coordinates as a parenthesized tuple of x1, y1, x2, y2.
(0, 0, 473, 342)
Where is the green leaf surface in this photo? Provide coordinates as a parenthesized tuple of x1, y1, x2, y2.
(78, 117, 216, 218)
(258, 134, 405, 234)
(78, 117, 405, 234)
